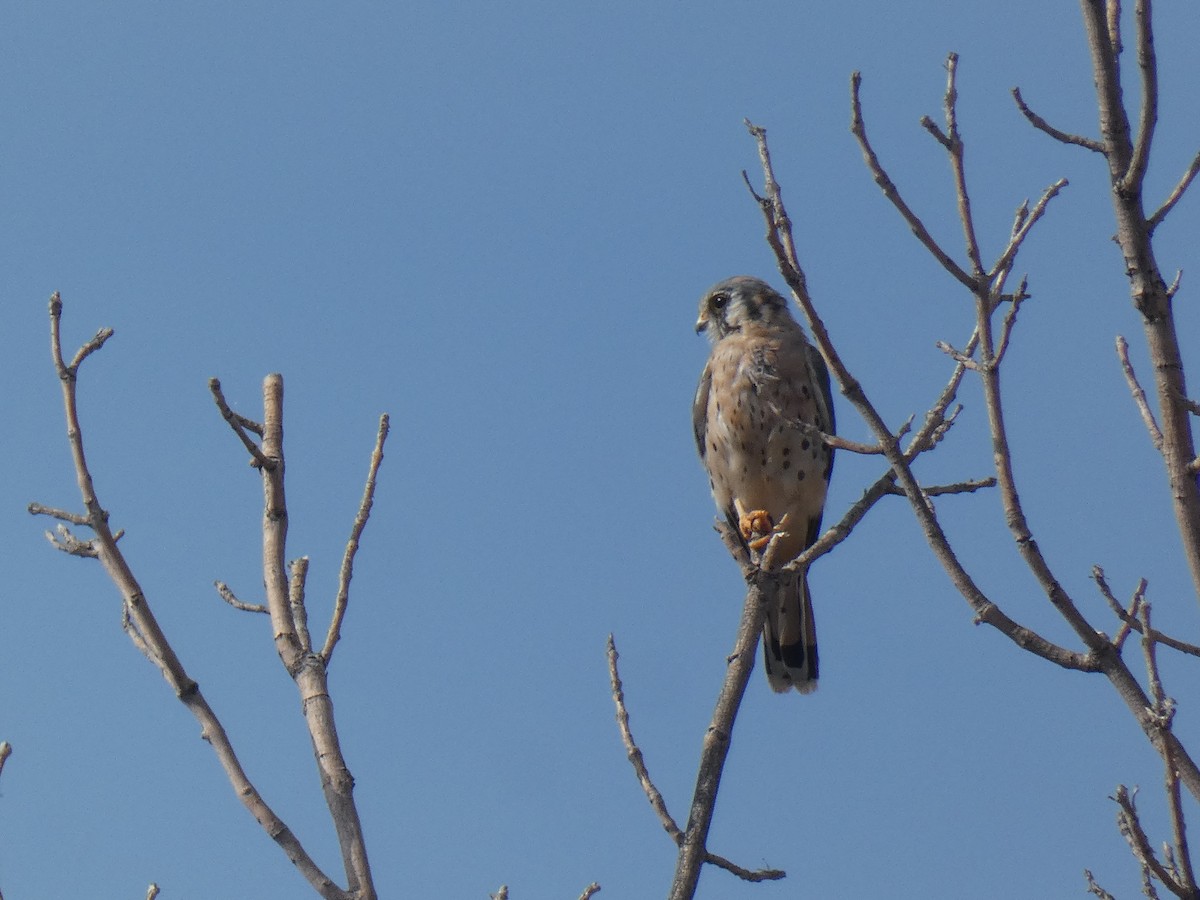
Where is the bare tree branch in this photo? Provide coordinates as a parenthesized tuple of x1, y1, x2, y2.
(992, 278, 1028, 366)
(667, 567, 789, 899)
(26, 503, 89, 525)
(43, 523, 99, 558)
(1107, 0, 1123, 55)
(846, 79, 975, 290)
(35, 296, 351, 899)
(1085, 868, 1118, 899)
(990, 182, 1068, 294)
(1148, 149, 1200, 232)
(880, 477, 995, 497)
(935, 341, 980, 370)
(1135, 603, 1196, 896)
(209, 377, 271, 469)
(1094, 568, 1146, 651)
(322, 414, 389, 664)
(923, 53, 986, 279)
(290, 556, 313, 653)
(1075, 0, 1200, 604)
(1116, 786, 1183, 896)
(1094, 568, 1200, 658)
(606, 634, 682, 845)
(747, 117, 1096, 673)
(214, 580, 269, 614)
(233, 374, 376, 897)
(1011, 87, 1105, 152)
(1121, 0, 1158, 196)
(1117, 335, 1165, 452)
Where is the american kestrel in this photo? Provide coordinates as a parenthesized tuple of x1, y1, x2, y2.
(693, 276, 835, 693)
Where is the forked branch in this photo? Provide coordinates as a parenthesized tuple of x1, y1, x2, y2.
(748, 117, 1092, 673)
(34, 295, 351, 899)
(606, 635, 784, 885)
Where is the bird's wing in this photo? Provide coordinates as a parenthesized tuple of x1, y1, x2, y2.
(692, 359, 712, 461)
(806, 341, 835, 477)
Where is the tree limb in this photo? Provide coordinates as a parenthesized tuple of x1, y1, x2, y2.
(1011, 87, 1105, 152)
(606, 636, 784, 884)
(322, 414, 389, 664)
(36, 296, 350, 899)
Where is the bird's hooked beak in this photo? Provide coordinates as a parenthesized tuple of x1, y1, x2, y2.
(695, 312, 709, 334)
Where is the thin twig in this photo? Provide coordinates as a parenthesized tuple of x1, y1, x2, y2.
(989, 181, 1068, 292)
(935, 341, 980, 370)
(1093, 568, 1200, 658)
(906, 331, 979, 456)
(703, 853, 784, 883)
(880, 477, 996, 497)
(43, 524, 99, 558)
(1011, 87, 1105, 152)
(849, 75, 976, 291)
(609, 634, 784, 886)
(1092, 565, 1134, 619)
(1121, 0, 1158, 195)
(774, 413, 892, 455)
(1139, 603, 1169, 717)
(1164, 735, 1197, 895)
(989, 204, 1028, 309)
(146, 885, 160, 900)
(993, 279, 1029, 366)
(577, 884, 602, 900)
(69, 328, 116, 371)
(1116, 785, 1182, 896)
(1117, 336, 1165, 452)
(1085, 868, 1117, 900)
(1166, 270, 1183, 300)
(26, 503, 89, 525)
(1148, 149, 1200, 232)
(209, 377, 272, 469)
(606, 634, 682, 843)
(121, 603, 154, 662)
(214, 581, 269, 614)
(1136, 600, 1198, 893)
(935, 53, 985, 279)
(322, 413, 389, 664)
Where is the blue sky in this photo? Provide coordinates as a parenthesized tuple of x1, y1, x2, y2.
(3, 2, 1200, 898)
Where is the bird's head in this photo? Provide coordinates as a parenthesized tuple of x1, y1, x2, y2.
(695, 276, 794, 342)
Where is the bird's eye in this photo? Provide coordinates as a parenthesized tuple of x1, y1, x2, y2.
(712, 293, 729, 309)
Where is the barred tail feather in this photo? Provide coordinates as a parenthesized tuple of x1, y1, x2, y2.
(762, 571, 819, 694)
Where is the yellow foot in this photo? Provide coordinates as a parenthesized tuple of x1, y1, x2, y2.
(739, 509, 775, 550)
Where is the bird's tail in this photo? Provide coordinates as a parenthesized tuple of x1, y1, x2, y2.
(762, 571, 819, 694)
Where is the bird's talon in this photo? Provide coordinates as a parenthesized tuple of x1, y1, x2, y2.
(739, 509, 775, 546)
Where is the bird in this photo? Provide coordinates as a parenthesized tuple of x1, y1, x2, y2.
(693, 276, 835, 693)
